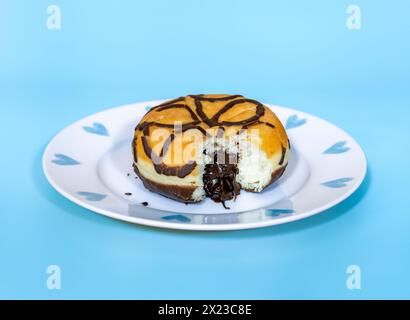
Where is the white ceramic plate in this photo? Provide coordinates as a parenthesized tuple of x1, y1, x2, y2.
(43, 100, 367, 231)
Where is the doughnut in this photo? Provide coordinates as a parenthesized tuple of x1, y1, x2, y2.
(132, 94, 289, 208)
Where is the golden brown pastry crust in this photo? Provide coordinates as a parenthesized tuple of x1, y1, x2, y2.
(133, 163, 197, 203)
(133, 94, 289, 180)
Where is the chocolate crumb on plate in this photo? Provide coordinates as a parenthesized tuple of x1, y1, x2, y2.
(124, 192, 132, 196)
(141, 201, 149, 207)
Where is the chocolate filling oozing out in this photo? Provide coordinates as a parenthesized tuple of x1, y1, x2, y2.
(203, 152, 241, 209)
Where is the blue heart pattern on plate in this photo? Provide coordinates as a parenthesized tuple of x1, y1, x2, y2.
(323, 141, 350, 154)
(52, 154, 80, 166)
(266, 209, 295, 217)
(286, 114, 307, 129)
(77, 191, 107, 201)
(322, 178, 354, 188)
(161, 215, 191, 223)
(83, 122, 109, 136)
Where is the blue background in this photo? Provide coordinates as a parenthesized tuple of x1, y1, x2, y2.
(1, 0, 409, 299)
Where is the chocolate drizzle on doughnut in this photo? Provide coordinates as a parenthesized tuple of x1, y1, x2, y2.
(133, 94, 279, 189)
(279, 144, 287, 166)
(192, 96, 265, 128)
(190, 94, 243, 102)
(155, 104, 199, 121)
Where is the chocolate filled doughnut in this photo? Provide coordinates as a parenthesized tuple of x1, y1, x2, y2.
(132, 94, 290, 208)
